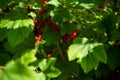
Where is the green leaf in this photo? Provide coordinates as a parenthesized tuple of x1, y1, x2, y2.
(51, 8, 71, 24)
(0, 60, 36, 80)
(0, 19, 34, 29)
(48, 0, 60, 6)
(95, 64, 110, 78)
(19, 2, 26, 8)
(109, 29, 120, 41)
(54, 57, 79, 80)
(92, 45, 107, 63)
(4, 32, 35, 54)
(108, 47, 120, 70)
(0, 0, 12, 8)
(39, 58, 56, 71)
(79, 53, 99, 73)
(0, 28, 9, 41)
(101, 12, 117, 30)
(36, 72, 47, 80)
(42, 27, 60, 46)
(5, 10, 26, 20)
(38, 58, 61, 79)
(21, 49, 37, 66)
(0, 10, 34, 48)
(0, 53, 11, 65)
(79, 3, 95, 9)
(28, 12, 37, 19)
(0, 19, 12, 28)
(66, 0, 79, 4)
(0, 10, 34, 29)
(78, 0, 105, 5)
(67, 38, 89, 61)
(67, 37, 107, 73)
(7, 27, 32, 48)
(0, 70, 2, 77)
(45, 66, 61, 78)
(61, 23, 76, 35)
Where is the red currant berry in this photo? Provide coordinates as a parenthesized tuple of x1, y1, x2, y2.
(33, 20, 38, 27)
(39, 21, 45, 29)
(98, 5, 105, 9)
(70, 29, 78, 39)
(42, 0, 48, 5)
(44, 18, 53, 25)
(39, 8, 46, 16)
(36, 34, 42, 42)
(46, 51, 52, 58)
(62, 34, 71, 42)
(52, 23, 60, 32)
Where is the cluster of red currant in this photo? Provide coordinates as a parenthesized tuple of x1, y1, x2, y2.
(22, 0, 78, 58)
(33, 17, 60, 43)
(61, 29, 78, 42)
(33, 0, 60, 58)
(32, 0, 49, 43)
(33, 20, 44, 42)
(32, 6, 78, 43)
(45, 51, 52, 58)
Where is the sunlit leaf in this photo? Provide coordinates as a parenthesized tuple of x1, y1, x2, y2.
(38, 58, 61, 79)
(79, 3, 95, 9)
(21, 49, 37, 66)
(0, 60, 36, 80)
(48, 0, 60, 6)
(68, 37, 107, 73)
(7, 27, 32, 48)
(0, 10, 34, 48)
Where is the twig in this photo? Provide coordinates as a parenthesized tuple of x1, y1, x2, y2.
(56, 43, 66, 62)
(0, 66, 5, 69)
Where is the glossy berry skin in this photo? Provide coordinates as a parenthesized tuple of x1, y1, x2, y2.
(36, 34, 42, 42)
(39, 8, 47, 16)
(33, 20, 38, 27)
(62, 34, 71, 42)
(35, 30, 43, 42)
(39, 21, 45, 29)
(52, 23, 60, 32)
(62, 29, 78, 42)
(70, 29, 78, 39)
(42, 0, 48, 5)
(44, 18, 60, 32)
(46, 51, 52, 58)
(44, 18, 53, 25)
(33, 20, 45, 43)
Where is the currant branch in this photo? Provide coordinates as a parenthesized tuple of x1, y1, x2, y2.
(56, 43, 66, 62)
(0, 66, 5, 69)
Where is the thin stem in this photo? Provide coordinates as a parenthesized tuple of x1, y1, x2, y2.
(0, 66, 5, 69)
(56, 43, 66, 62)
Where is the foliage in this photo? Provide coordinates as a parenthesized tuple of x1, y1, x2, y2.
(0, 0, 120, 80)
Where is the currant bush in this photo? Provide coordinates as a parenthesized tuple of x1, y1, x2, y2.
(0, 0, 120, 80)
